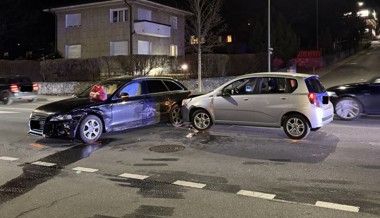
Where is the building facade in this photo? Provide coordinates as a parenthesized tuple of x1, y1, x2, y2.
(46, 0, 191, 59)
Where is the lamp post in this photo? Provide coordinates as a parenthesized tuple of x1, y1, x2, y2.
(316, 0, 319, 50)
(268, 0, 271, 72)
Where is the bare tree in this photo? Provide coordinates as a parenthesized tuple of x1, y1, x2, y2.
(186, 0, 225, 92)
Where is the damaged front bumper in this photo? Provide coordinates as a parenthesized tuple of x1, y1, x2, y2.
(28, 113, 80, 139)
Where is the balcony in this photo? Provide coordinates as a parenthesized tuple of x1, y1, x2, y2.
(134, 20, 171, 38)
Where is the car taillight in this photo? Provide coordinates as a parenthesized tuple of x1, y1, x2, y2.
(33, 83, 39, 91)
(308, 92, 320, 107)
(10, 84, 19, 93)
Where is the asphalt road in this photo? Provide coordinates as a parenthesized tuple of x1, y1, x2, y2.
(1, 44, 380, 218)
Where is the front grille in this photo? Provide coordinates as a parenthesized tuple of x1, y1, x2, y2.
(30, 114, 48, 131)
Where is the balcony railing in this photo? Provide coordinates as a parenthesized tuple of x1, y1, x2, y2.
(134, 20, 171, 38)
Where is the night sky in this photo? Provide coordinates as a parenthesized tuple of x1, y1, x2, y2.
(0, 0, 379, 59)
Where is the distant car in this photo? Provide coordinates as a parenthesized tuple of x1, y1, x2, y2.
(327, 76, 380, 120)
(28, 76, 190, 144)
(0, 75, 38, 105)
(182, 72, 334, 139)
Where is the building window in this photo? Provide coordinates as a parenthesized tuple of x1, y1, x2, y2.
(65, 13, 81, 28)
(138, 40, 152, 55)
(170, 44, 178, 57)
(137, 8, 152, 21)
(227, 35, 233, 43)
(110, 41, 128, 56)
(110, 8, 128, 23)
(170, 16, 177, 29)
(65, 44, 81, 59)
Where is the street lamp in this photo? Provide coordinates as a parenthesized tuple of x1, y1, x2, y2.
(316, 0, 319, 50)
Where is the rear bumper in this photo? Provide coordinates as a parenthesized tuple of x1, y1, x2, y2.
(307, 103, 334, 128)
(11, 92, 38, 101)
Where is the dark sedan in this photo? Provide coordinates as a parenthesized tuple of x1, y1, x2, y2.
(28, 76, 190, 144)
(327, 76, 380, 120)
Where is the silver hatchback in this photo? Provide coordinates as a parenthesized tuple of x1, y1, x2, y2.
(182, 72, 334, 139)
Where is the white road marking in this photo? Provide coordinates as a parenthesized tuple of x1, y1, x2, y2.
(0, 156, 19, 161)
(31, 161, 57, 167)
(172, 180, 206, 189)
(0, 107, 32, 111)
(315, 201, 360, 213)
(0, 111, 18, 114)
(118, 173, 149, 180)
(237, 190, 276, 200)
(72, 167, 99, 173)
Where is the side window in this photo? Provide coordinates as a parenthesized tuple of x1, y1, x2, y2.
(223, 78, 256, 95)
(258, 77, 286, 94)
(164, 80, 183, 91)
(288, 79, 298, 93)
(146, 80, 168, 93)
(119, 82, 142, 97)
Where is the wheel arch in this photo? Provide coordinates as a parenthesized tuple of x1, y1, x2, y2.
(281, 112, 311, 128)
(334, 95, 365, 113)
(189, 106, 215, 123)
(74, 112, 106, 139)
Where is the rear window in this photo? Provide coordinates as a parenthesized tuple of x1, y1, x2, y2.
(11, 77, 32, 83)
(146, 80, 168, 93)
(163, 80, 184, 91)
(305, 77, 326, 93)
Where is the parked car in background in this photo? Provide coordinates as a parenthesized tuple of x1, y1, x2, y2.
(0, 75, 38, 105)
(28, 76, 190, 144)
(182, 72, 334, 140)
(327, 76, 380, 120)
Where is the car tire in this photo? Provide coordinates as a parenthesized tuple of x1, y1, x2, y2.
(334, 97, 362, 120)
(169, 104, 183, 127)
(2, 93, 13, 105)
(78, 115, 103, 144)
(283, 114, 310, 140)
(191, 109, 212, 131)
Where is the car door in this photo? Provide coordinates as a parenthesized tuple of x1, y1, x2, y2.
(143, 79, 169, 124)
(110, 81, 146, 131)
(213, 77, 260, 124)
(246, 77, 292, 126)
(365, 81, 380, 114)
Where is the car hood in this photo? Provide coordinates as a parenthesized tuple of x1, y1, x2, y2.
(33, 97, 104, 115)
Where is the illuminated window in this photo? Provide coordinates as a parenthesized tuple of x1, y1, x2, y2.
(65, 13, 81, 28)
(227, 35, 232, 43)
(110, 8, 128, 23)
(3, 52, 9, 57)
(190, 36, 205, 44)
(170, 44, 178, 57)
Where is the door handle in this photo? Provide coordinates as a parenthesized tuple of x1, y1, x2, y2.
(243, 98, 249, 101)
(280, 97, 287, 100)
(139, 100, 144, 104)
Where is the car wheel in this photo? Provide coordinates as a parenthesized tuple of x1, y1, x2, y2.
(283, 114, 310, 140)
(2, 93, 13, 105)
(169, 104, 183, 127)
(335, 97, 362, 120)
(191, 109, 212, 131)
(78, 115, 103, 144)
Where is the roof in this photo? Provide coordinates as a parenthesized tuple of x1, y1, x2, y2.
(241, 72, 317, 78)
(44, 0, 192, 16)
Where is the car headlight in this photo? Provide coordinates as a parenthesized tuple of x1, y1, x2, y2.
(327, 91, 337, 97)
(50, 114, 73, 121)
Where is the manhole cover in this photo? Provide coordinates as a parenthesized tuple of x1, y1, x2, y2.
(149, 144, 185, 153)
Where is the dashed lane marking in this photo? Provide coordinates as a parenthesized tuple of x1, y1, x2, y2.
(315, 201, 360, 213)
(72, 167, 99, 173)
(31, 161, 57, 167)
(237, 190, 276, 200)
(0, 111, 19, 114)
(0, 156, 19, 161)
(173, 180, 206, 189)
(118, 173, 149, 180)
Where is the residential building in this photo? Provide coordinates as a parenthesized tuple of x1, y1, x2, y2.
(45, 0, 191, 59)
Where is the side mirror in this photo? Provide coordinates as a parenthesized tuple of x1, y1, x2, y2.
(119, 92, 129, 99)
